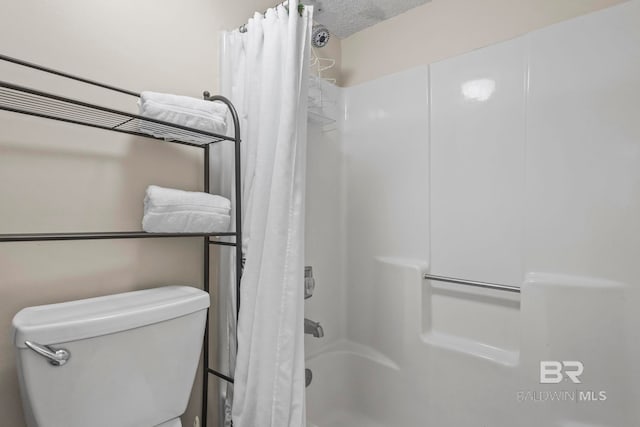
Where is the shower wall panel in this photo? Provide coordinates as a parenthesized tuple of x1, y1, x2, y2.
(342, 67, 430, 348)
(430, 37, 527, 287)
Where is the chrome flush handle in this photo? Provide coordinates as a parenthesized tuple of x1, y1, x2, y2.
(24, 341, 70, 367)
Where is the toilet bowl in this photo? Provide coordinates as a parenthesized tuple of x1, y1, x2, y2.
(12, 286, 209, 427)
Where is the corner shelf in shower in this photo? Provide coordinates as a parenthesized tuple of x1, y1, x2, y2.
(0, 54, 242, 427)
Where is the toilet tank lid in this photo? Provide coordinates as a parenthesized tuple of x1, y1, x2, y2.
(12, 286, 210, 348)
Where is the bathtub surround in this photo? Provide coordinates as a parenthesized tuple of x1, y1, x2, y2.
(305, 1, 640, 425)
(217, 4, 313, 426)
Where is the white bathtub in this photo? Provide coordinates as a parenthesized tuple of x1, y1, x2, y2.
(305, 341, 399, 427)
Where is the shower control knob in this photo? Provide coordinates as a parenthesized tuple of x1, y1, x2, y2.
(304, 266, 315, 299)
(305, 368, 312, 387)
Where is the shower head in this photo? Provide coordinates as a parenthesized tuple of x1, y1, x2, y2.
(312, 25, 330, 48)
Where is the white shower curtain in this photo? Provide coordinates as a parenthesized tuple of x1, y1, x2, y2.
(214, 3, 312, 426)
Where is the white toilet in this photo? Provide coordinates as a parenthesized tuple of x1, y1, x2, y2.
(12, 285, 209, 427)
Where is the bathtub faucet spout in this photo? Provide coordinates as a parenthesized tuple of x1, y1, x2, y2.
(304, 318, 324, 338)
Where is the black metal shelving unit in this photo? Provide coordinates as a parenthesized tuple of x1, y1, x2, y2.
(0, 54, 241, 427)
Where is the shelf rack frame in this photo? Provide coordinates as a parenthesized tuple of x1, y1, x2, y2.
(0, 54, 241, 427)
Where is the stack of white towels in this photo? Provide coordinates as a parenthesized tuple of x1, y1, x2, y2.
(138, 92, 228, 144)
(142, 185, 231, 233)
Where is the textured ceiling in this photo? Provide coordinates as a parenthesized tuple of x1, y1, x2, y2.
(307, 0, 431, 38)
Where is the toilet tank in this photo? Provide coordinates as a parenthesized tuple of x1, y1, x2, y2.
(12, 286, 209, 427)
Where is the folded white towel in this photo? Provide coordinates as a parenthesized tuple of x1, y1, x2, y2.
(143, 210, 231, 233)
(138, 91, 228, 144)
(143, 185, 231, 233)
(145, 185, 231, 211)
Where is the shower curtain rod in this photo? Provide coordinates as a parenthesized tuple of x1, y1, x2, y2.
(238, 1, 305, 33)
